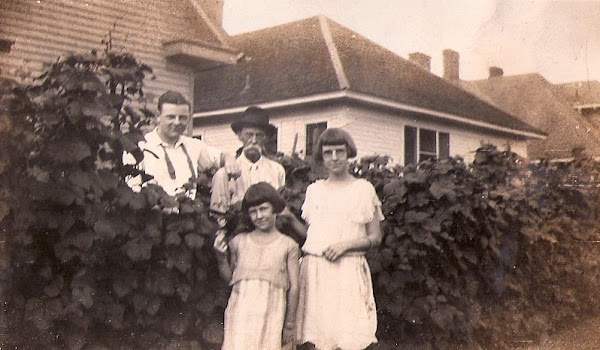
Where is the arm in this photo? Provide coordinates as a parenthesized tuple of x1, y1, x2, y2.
(210, 167, 232, 214)
(282, 244, 300, 345)
(323, 210, 382, 262)
(213, 233, 236, 283)
(220, 152, 241, 178)
(278, 206, 307, 239)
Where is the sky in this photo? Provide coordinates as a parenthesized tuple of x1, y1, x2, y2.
(222, 0, 600, 84)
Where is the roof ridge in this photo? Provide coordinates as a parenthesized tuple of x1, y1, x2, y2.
(318, 15, 349, 90)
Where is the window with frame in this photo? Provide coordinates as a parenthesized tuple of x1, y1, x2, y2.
(306, 122, 327, 156)
(265, 127, 278, 156)
(404, 126, 450, 165)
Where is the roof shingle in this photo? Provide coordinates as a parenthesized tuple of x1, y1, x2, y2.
(194, 16, 542, 136)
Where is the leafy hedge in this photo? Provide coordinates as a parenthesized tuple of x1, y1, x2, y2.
(2, 49, 600, 350)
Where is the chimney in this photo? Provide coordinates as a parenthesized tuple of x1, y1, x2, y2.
(442, 49, 459, 80)
(489, 66, 504, 78)
(198, 0, 225, 26)
(408, 52, 431, 71)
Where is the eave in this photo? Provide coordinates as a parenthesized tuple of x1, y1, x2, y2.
(193, 90, 547, 140)
(163, 40, 242, 70)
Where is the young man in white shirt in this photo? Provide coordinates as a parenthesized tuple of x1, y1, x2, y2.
(125, 90, 239, 198)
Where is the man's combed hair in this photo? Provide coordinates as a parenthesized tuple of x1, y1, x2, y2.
(314, 128, 358, 162)
(157, 90, 190, 112)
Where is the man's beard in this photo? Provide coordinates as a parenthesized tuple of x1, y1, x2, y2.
(243, 146, 262, 163)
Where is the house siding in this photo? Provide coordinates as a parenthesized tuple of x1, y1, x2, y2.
(193, 103, 529, 164)
(343, 106, 528, 164)
(195, 105, 350, 156)
(0, 0, 197, 109)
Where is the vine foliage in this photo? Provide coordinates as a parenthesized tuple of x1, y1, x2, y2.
(2, 49, 600, 349)
(1, 49, 228, 349)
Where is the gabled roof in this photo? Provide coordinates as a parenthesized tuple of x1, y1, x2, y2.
(194, 16, 543, 138)
(555, 80, 600, 109)
(457, 74, 600, 159)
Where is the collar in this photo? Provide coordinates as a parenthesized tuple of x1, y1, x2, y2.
(145, 128, 184, 148)
(238, 153, 265, 170)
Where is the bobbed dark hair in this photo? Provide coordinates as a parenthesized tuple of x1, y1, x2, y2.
(241, 182, 286, 215)
(157, 90, 190, 112)
(313, 128, 358, 162)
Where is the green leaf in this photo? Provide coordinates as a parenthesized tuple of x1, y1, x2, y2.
(177, 284, 191, 302)
(48, 140, 92, 163)
(429, 180, 456, 200)
(69, 170, 91, 191)
(47, 188, 77, 206)
(166, 248, 192, 273)
(43, 275, 64, 297)
(404, 210, 429, 224)
(127, 192, 146, 211)
(69, 230, 96, 250)
(184, 234, 204, 249)
(81, 100, 110, 119)
(124, 238, 153, 261)
(202, 321, 225, 345)
(93, 219, 126, 239)
(65, 101, 82, 124)
(72, 286, 94, 308)
(113, 278, 136, 298)
(144, 225, 161, 238)
(165, 231, 181, 246)
(146, 297, 161, 316)
(132, 293, 147, 314)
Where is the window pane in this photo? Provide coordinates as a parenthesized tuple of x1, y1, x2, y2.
(404, 126, 417, 165)
(419, 153, 437, 162)
(419, 129, 436, 154)
(439, 132, 450, 159)
(266, 127, 278, 155)
(306, 122, 327, 156)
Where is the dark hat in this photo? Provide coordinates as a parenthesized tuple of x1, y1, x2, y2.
(242, 182, 286, 214)
(231, 106, 276, 138)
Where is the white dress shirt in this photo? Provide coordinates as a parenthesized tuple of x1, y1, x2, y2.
(124, 129, 221, 198)
(210, 154, 286, 213)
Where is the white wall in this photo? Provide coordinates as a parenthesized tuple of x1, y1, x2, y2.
(0, 0, 196, 110)
(193, 103, 529, 164)
(339, 105, 527, 164)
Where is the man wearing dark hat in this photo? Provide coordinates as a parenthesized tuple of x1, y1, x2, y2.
(125, 90, 239, 199)
(210, 106, 285, 214)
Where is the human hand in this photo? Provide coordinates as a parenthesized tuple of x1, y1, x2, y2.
(277, 206, 295, 224)
(323, 242, 349, 262)
(282, 322, 295, 345)
(224, 157, 240, 179)
(213, 230, 228, 255)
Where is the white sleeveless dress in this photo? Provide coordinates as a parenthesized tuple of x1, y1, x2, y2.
(296, 179, 384, 350)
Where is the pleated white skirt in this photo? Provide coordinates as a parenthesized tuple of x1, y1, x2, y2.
(296, 254, 377, 350)
(222, 279, 286, 350)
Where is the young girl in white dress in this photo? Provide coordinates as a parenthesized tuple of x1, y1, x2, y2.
(213, 182, 301, 350)
(294, 128, 384, 350)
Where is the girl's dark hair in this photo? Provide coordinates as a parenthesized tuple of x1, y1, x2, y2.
(241, 182, 286, 214)
(313, 128, 358, 162)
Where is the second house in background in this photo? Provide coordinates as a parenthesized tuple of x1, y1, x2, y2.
(192, 16, 545, 165)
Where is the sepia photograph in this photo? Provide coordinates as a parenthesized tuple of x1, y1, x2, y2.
(1, 0, 600, 349)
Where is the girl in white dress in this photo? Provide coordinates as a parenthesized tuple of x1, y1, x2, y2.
(295, 128, 384, 350)
(213, 182, 300, 350)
